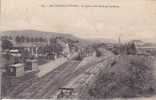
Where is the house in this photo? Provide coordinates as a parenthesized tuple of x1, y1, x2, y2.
(8, 49, 22, 64)
(63, 43, 70, 57)
(81, 46, 97, 57)
(55, 37, 70, 57)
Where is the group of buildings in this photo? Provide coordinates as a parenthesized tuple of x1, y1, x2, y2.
(0, 35, 80, 78)
(0, 34, 82, 98)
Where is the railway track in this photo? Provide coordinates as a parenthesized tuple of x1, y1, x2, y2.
(32, 61, 80, 98)
(8, 60, 80, 99)
(8, 55, 115, 99)
(42, 56, 115, 98)
(8, 74, 38, 98)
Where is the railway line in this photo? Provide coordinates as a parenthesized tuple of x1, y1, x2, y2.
(7, 55, 114, 99)
(8, 60, 80, 99)
(43, 55, 115, 98)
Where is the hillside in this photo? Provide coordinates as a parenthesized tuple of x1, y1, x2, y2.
(80, 55, 156, 99)
(1, 30, 72, 38)
(0, 30, 98, 47)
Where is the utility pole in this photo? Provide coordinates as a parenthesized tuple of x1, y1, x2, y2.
(0, 37, 2, 99)
(0, 34, 6, 99)
(118, 33, 122, 54)
(0, 0, 2, 96)
(0, 0, 2, 98)
(118, 34, 121, 44)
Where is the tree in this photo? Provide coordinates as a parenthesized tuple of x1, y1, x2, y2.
(15, 36, 21, 43)
(30, 37, 35, 42)
(20, 36, 26, 43)
(1, 39, 13, 50)
(34, 37, 39, 42)
(49, 38, 56, 44)
(39, 37, 43, 42)
(26, 37, 30, 43)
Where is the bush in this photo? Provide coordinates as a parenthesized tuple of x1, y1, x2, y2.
(80, 55, 156, 99)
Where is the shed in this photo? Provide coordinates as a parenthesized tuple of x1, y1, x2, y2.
(25, 59, 39, 72)
(9, 63, 24, 77)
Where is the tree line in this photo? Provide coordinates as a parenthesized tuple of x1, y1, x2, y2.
(1, 35, 47, 43)
(15, 36, 47, 43)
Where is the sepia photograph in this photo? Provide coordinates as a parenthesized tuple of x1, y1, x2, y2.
(0, 0, 156, 100)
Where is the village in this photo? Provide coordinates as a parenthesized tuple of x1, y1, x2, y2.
(1, 30, 156, 99)
(0, 32, 105, 98)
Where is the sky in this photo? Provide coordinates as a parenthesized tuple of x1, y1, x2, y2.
(0, 0, 156, 42)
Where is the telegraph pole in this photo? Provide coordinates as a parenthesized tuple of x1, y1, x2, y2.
(0, 39, 6, 99)
(118, 34, 121, 45)
(118, 33, 122, 54)
(0, 0, 2, 98)
(0, 36, 2, 99)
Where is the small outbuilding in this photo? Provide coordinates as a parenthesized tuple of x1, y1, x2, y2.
(9, 63, 24, 77)
(25, 59, 39, 72)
